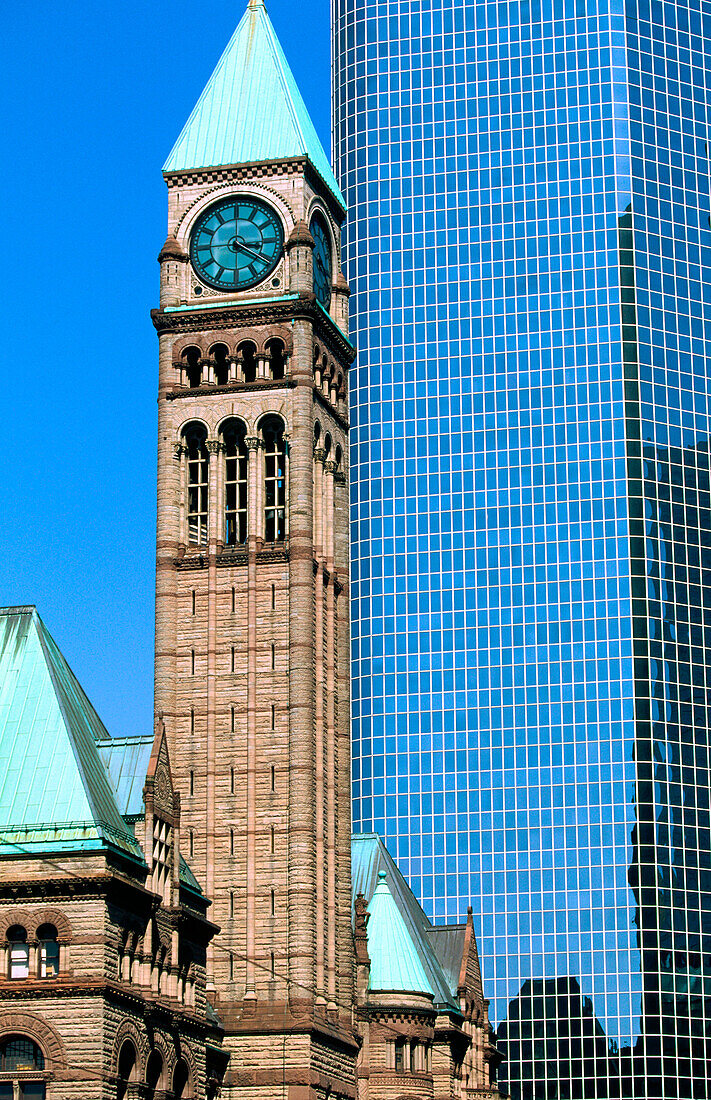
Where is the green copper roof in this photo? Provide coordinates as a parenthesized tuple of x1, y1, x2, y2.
(0, 607, 144, 863)
(97, 734, 154, 818)
(164, 0, 345, 208)
(366, 869, 434, 995)
(351, 833, 461, 1010)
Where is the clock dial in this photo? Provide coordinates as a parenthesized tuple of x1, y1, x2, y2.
(310, 212, 332, 308)
(190, 197, 284, 291)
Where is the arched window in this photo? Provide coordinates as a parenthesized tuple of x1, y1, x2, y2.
(182, 346, 202, 389)
(261, 418, 286, 543)
(7, 926, 29, 980)
(0, 1036, 46, 1099)
(146, 1049, 164, 1094)
(37, 924, 59, 978)
(238, 341, 257, 384)
(266, 338, 286, 380)
(183, 424, 209, 547)
(116, 1040, 138, 1100)
(222, 420, 248, 546)
(211, 343, 229, 386)
(173, 1058, 192, 1099)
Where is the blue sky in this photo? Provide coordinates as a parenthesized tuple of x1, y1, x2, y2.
(1, 0, 332, 736)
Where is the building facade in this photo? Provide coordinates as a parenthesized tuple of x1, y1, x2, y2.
(153, 1, 358, 1094)
(0, 606, 223, 1098)
(333, 0, 711, 1096)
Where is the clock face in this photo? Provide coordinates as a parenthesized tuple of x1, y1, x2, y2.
(310, 212, 332, 308)
(190, 197, 284, 291)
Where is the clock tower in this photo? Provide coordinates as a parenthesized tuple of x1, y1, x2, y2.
(152, 2, 357, 1095)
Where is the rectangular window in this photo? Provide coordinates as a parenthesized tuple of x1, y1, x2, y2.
(186, 432, 209, 546)
(9, 943, 29, 980)
(225, 431, 248, 545)
(264, 424, 286, 542)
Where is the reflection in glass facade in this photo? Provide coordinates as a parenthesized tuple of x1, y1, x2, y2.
(333, 0, 711, 1094)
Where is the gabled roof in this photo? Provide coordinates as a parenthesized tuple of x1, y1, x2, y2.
(0, 607, 144, 863)
(351, 833, 459, 1011)
(164, 0, 344, 209)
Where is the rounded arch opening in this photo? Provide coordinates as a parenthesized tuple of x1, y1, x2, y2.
(181, 345, 202, 389)
(182, 422, 209, 548)
(36, 923, 59, 978)
(146, 1049, 165, 1091)
(210, 342, 230, 386)
(116, 1039, 139, 1099)
(237, 340, 257, 383)
(173, 1058, 192, 1099)
(266, 337, 286, 380)
(260, 416, 287, 544)
(221, 418, 248, 547)
(7, 925, 29, 980)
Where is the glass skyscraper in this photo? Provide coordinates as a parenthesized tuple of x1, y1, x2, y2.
(333, 1, 711, 1095)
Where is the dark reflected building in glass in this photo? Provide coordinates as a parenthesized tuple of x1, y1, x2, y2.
(333, 0, 711, 1094)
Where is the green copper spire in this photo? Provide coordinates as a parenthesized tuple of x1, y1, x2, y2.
(164, 0, 345, 208)
(366, 870, 435, 995)
(0, 607, 144, 862)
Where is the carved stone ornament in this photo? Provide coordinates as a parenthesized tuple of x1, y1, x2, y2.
(324, 460, 338, 475)
(245, 436, 260, 451)
(206, 439, 222, 456)
(155, 765, 171, 807)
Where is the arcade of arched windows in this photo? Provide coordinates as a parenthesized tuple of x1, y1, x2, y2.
(115, 1033, 197, 1100)
(174, 416, 291, 551)
(173, 334, 290, 391)
(312, 343, 347, 416)
(312, 422, 345, 568)
(1, 912, 70, 981)
(173, 417, 345, 556)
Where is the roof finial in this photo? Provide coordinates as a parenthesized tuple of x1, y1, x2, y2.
(248, 0, 265, 9)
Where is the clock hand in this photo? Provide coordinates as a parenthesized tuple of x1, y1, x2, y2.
(233, 239, 269, 265)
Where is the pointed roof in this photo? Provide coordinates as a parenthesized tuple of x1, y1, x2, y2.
(352, 833, 467, 1011)
(366, 869, 434, 995)
(164, 0, 344, 208)
(0, 607, 144, 863)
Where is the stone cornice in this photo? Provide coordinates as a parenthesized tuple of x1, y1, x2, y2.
(166, 378, 296, 401)
(0, 979, 220, 1040)
(151, 294, 356, 365)
(162, 157, 346, 222)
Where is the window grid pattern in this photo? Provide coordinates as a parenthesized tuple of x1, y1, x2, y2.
(186, 429, 209, 546)
(224, 424, 248, 545)
(263, 421, 287, 542)
(333, 0, 711, 1095)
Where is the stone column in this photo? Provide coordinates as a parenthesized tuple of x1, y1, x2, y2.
(324, 457, 339, 1009)
(313, 443, 327, 1007)
(244, 435, 261, 1000)
(205, 439, 221, 986)
(287, 318, 316, 1009)
(173, 444, 186, 551)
